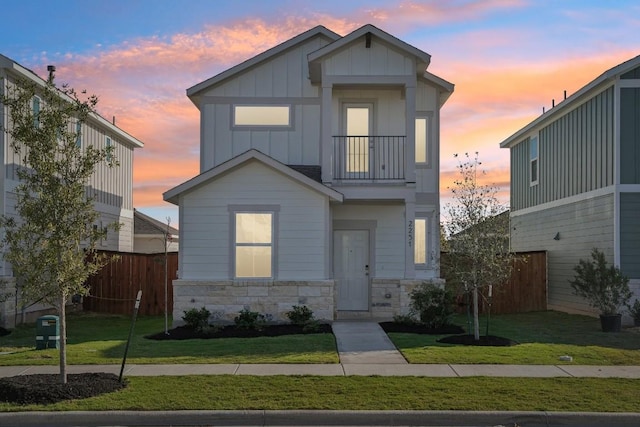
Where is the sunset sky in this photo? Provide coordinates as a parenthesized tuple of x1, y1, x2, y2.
(2, 0, 638, 224)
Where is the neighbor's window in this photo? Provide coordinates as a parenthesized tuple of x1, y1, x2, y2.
(234, 105, 290, 126)
(32, 96, 40, 128)
(235, 212, 273, 278)
(415, 117, 428, 164)
(530, 136, 538, 185)
(105, 136, 113, 162)
(76, 121, 82, 148)
(414, 218, 427, 265)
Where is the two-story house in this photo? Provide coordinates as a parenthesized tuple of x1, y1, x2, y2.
(164, 24, 453, 323)
(0, 54, 144, 327)
(500, 55, 640, 319)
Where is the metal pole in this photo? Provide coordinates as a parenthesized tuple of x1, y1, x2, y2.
(119, 290, 142, 383)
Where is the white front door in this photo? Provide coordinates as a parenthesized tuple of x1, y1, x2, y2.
(334, 230, 370, 311)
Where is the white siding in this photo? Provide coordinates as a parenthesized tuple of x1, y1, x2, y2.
(331, 88, 405, 135)
(323, 41, 414, 77)
(510, 193, 615, 315)
(416, 80, 438, 111)
(179, 161, 329, 280)
(332, 203, 405, 278)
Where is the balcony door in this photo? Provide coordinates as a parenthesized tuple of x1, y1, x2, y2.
(344, 103, 373, 178)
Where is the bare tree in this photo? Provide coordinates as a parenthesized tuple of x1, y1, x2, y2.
(444, 153, 514, 340)
(0, 72, 118, 383)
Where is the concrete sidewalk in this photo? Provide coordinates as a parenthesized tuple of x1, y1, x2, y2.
(2, 363, 640, 378)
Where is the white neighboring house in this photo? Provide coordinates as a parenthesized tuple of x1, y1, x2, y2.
(164, 24, 454, 323)
(0, 54, 144, 327)
(134, 209, 179, 253)
(500, 55, 640, 321)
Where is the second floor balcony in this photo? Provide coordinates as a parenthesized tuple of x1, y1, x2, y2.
(333, 135, 405, 181)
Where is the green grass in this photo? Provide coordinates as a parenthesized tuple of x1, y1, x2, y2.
(0, 312, 338, 365)
(389, 311, 640, 365)
(0, 376, 638, 412)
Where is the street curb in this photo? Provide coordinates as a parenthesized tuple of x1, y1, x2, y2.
(1, 410, 640, 426)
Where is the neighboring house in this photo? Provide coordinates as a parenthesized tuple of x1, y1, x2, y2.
(134, 209, 179, 253)
(0, 54, 144, 327)
(500, 55, 640, 319)
(164, 24, 453, 323)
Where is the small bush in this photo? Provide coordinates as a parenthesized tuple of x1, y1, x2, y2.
(410, 282, 454, 329)
(182, 307, 211, 332)
(393, 313, 418, 325)
(234, 308, 266, 330)
(286, 305, 314, 326)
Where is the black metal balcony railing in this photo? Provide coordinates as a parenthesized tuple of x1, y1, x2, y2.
(333, 136, 405, 180)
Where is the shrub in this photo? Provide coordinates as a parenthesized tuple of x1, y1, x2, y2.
(286, 305, 314, 326)
(409, 282, 454, 328)
(392, 313, 418, 325)
(182, 307, 211, 332)
(234, 308, 266, 330)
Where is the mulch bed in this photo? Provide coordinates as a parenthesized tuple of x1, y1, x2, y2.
(145, 323, 333, 340)
(379, 322, 465, 335)
(0, 327, 10, 337)
(437, 334, 518, 346)
(0, 372, 125, 405)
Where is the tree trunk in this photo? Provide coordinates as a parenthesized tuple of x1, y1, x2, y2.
(472, 286, 480, 341)
(59, 294, 67, 384)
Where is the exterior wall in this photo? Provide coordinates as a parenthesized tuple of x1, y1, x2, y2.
(179, 161, 330, 280)
(322, 40, 414, 77)
(620, 87, 640, 184)
(510, 193, 615, 315)
(134, 236, 179, 254)
(199, 36, 331, 171)
(172, 280, 334, 325)
(620, 193, 640, 278)
(331, 88, 405, 135)
(510, 87, 615, 211)
(332, 203, 406, 280)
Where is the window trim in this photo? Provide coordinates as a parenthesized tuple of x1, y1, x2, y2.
(232, 104, 292, 129)
(228, 205, 280, 280)
(415, 112, 433, 168)
(530, 135, 539, 186)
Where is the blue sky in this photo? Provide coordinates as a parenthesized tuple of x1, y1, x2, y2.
(1, 0, 638, 223)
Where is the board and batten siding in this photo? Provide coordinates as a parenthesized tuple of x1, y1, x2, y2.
(620, 87, 640, 184)
(332, 203, 405, 279)
(511, 193, 614, 314)
(331, 88, 405, 135)
(511, 87, 615, 211)
(620, 193, 640, 279)
(322, 40, 415, 77)
(179, 161, 329, 280)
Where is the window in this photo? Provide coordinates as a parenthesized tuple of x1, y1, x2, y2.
(234, 212, 274, 278)
(345, 104, 372, 173)
(233, 105, 290, 126)
(530, 136, 538, 185)
(414, 218, 427, 265)
(415, 117, 428, 164)
(76, 122, 82, 148)
(32, 97, 40, 128)
(105, 136, 112, 162)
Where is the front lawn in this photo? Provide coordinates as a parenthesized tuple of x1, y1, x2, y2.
(0, 376, 638, 412)
(388, 311, 640, 365)
(0, 313, 338, 365)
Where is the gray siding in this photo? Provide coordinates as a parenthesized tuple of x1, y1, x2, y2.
(511, 87, 614, 211)
(620, 193, 640, 279)
(621, 65, 640, 79)
(620, 88, 640, 184)
(511, 194, 614, 314)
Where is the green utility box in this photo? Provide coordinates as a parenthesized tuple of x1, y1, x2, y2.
(35, 315, 60, 350)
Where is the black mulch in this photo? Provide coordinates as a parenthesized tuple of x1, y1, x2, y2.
(437, 334, 518, 346)
(0, 373, 126, 405)
(379, 322, 465, 335)
(0, 327, 10, 337)
(145, 323, 333, 340)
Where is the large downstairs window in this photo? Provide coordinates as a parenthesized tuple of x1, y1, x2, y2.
(234, 211, 275, 278)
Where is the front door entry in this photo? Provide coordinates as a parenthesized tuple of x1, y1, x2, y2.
(334, 230, 370, 311)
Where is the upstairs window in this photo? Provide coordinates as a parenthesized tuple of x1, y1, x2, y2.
(32, 97, 40, 128)
(233, 105, 290, 127)
(530, 136, 538, 185)
(415, 117, 428, 164)
(76, 122, 82, 148)
(105, 136, 113, 162)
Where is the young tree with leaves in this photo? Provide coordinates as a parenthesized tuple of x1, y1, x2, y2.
(0, 72, 118, 383)
(444, 152, 514, 341)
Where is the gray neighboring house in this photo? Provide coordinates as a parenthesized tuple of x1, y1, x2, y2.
(133, 209, 179, 253)
(500, 55, 640, 321)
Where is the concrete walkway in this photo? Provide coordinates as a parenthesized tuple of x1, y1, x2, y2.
(332, 320, 408, 364)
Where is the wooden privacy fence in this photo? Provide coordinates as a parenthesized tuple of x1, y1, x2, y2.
(83, 251, 178, 316)
(441, 251, 547, 314)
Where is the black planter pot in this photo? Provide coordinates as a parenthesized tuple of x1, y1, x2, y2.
(599, 314, 622, 332)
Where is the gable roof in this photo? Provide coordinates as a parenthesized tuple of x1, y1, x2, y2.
(500, 54, 640, 149)
(134, 209, 179, 237)
(307, 24, 431, 83)
(0, 54, 144, 149)
(163, 149, 344, 205)
(186, 25, 341, 106)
